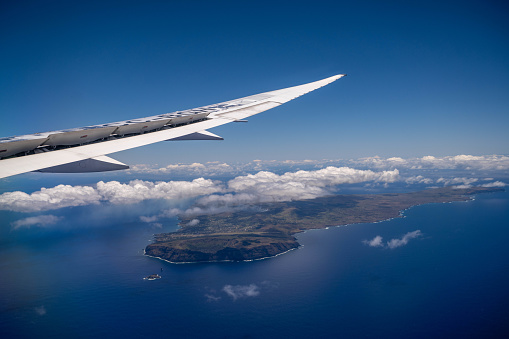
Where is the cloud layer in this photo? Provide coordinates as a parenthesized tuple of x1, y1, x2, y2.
(129, 162, 234, 176)
(1, 155, 506, 227)
(0, 167, 398, 213)
(0, 178, 223, 212)
(139, 167, 401, 219)
(124, 155, 508, 193)
(193, 167, 399, 213)
(127, 154, 509, 176)
(351, 154, 509, 171)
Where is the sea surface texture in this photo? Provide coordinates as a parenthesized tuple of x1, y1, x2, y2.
(1, 190, 508, 338)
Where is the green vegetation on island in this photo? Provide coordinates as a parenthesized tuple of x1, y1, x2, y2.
(145, 186, 503, 263)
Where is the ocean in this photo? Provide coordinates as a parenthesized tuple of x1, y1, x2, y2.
(1, 188, 508, 338)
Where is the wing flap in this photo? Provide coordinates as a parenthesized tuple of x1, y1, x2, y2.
(37, 155, 129, 173)
(167, 130, 224, 141)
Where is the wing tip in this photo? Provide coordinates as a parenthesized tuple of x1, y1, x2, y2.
(333, 73, 347, 80)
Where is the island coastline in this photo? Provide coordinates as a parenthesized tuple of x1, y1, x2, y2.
(145, 186, 503, 264)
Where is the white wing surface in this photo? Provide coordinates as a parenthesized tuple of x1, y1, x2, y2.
(0, 74, 344, 179)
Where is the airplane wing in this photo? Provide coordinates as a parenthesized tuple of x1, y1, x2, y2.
(0, 74, 344, 179)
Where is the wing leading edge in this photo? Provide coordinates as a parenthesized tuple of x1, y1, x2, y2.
(0, 74, 344, 179)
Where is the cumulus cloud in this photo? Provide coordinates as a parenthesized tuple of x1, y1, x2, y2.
(1, 156, 505, 219)
(0, 178, 223, 212)
(229, 167, 399, 193)
(363, 231, 422, 249)
(436, 177, 479, 186)
(0, 185, 101, 213)
(159, 208, 182, 218)
(195, 167, 399, 210)
(11, 215, 63, 229)
(0, 166, 400, 216)
(386, 230, 422, 249)
(223, 284, 260, 300)
(139, 216, 163, 228)
(481, 181, 506, 188)
(404, 175, 434, 185)
(95, 178, 223, 205)
(129, 162, 235, 176)
(363, 235, 384, 247)
(140, 215, 159, 223)
(351, 154, 509, 171)
(124, 155, 509, 180)
(171, 167, 399, 216)
(247, 155, 508, 188)
(187, 219, 200, 226)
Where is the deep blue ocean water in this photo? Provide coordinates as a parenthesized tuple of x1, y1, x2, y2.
(1, 189, 508, 338)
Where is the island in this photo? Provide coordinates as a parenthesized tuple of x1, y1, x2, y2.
(143, 274, 161, 280)
(145, 186, 503, 263)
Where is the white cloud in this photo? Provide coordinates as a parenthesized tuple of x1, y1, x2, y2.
(229, 167, 399, 192)
(452, 184, 472, 189)
(364, 231, 422, 249)
(227, 167, 399, 202)
(404, 175, 434, 185)
(386, 230, 422, 249)
(481, 181, 506, 187)
(11, 215, 63, 229)
(363, 235, 384, 247)
(352, 154, 509, 171)
(386, 157, 406, 163)
(436, 177, 479, 186)
(96, 178, 223, 205)
(223, 284, 260, 300)
(182, 167, 400, 215)
(187, 219, 200, 226)
(129, 162, 234, 176)
(1, 155, 505, 218)
(140, 215, 159, 223)
(0, 185, 102, 213)
(125, 154, 509, 178)
(159, 208, 182, 218)
(0, 167, 398, 215)
(139, 215, 165, 228)
(0, 178, 223, 212)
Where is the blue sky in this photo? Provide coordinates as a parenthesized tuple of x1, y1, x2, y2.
(1, 0, 508, 165)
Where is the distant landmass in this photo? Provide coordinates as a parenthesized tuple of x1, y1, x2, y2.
(143, 274, 161, 280)
(145, 187, 503, 263)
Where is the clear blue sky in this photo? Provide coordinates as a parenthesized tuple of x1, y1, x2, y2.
(1, 0, 508, 164)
